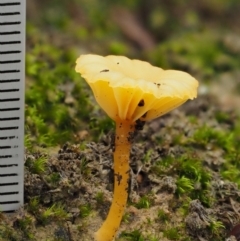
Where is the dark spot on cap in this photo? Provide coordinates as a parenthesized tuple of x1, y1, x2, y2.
(154, 82, 161, 87)
(142, 112, 147, 118)
(138, 99, 145, 107)
(100, 69, 109, 72)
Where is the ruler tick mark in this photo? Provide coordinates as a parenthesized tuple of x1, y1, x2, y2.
(0, 126, 19, 130)
(0, 108, 20, 111)
(0, 51, 21, 54)
(0, 89, 20, 93)
(0, 12, 20, 16)
(0, 117, 20, 121)
(0, 60, 21, 64)
(0, 31, 21, 35)
(0, 98, 20, 102)
(0, 2, 21, 7)
(0, 70, 20, 74)
(0, 41, 21, 45)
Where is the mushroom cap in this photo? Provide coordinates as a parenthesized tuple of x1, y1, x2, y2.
(75, 54, 198, 122)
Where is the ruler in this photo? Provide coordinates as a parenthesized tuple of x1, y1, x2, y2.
(0, 1, 25, 211)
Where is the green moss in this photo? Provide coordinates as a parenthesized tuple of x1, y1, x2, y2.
(191, 125, 235, 151)
(151, 153, 213, 206)
(147, 235, 160, 241)
(176, 176, 194, 195)
(109, 41, 129, 55)
(89, 117, 115, 141)
(177, 156, 213, 206)
(142, 149, 153, 163)
(25, 31, 95, 146)
(134, 194, 154, 209)
(46, 173, 61, 186)
(77, 220, 89, 233)
(38, 203, 68, 225)
(122, 212, 131, 223)
(157, 209, 170, 224)
(163, 227, 180, 240)
(208, 218, 225, 238)
(215, 111, 233, 124)
(79, 204, 92, 218)
(119, 229, 144, 241)
(177, 157, 211, 185)
(150, 156, 175, 176)
(221, 121, 240, 185)
(28, 197, 40, 214)
(95, 192, 105, 205)
(0, 225, 19, 241)
(14, 214, 35, 240)
(149, 31, 239, 77)
(25, 156, 47, 174)
(79, 158, 91, 177)
(221, 166, 240, 187)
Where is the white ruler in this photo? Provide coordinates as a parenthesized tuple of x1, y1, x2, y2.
(0, 0, 25, 211)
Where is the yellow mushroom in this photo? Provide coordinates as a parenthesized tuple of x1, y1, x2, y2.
(75, 54, 198, 241)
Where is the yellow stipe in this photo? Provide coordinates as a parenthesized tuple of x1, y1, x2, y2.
(94, 121, 134, 241)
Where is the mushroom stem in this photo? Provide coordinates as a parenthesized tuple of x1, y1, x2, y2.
(94, 120, 135, 241)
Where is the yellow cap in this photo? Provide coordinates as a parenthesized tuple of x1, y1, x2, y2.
(75, 54, 198, 122)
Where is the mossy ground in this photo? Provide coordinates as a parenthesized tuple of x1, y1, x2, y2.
(1, 1, 240, 241)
